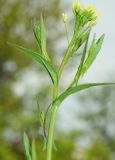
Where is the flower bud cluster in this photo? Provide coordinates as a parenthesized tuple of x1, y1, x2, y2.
(72, 2, 99, 27)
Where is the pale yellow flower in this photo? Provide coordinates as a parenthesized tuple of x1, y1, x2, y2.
(62, 13, 68, 23)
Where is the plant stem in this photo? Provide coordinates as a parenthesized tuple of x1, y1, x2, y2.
(46, 81, 58, 160)
(58, 43, 72, 79)
(64, 22, 69, 45)
(46, 104, 58, 160)
(58, 30, 78, 79)
(53, 81, 58, 100)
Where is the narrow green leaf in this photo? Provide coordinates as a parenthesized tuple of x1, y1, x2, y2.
(32, 139, 37, 160)
(39, 111, 45, 126)
(74, 31, 90, 81)
(7, 42, 58, 84)
(81, 34, 105, 76)
(53, 142, 57, 151)
(23, 132, 31, 160)
(72, 30, 90, 56)
(43, 138, 47, 151)
(40, 15, 50, 62)
(32, 20, 41, 48)
(70, 31, 90, 87)
(88, 34, 96, 57)
(32, 18, 50, 62)
(56, 83, 115, 106)
(40, 15, 46, 53)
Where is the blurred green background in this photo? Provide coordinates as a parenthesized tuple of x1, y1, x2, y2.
(0, 0, 115, 160)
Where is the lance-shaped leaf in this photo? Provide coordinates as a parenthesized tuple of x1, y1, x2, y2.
(7, 42, 58, 84)
(43, 138, 47, 151)
(32, 16, 50, 62)
(55, 83, 115, 106)
(23, 132, 32, 160)
(69, 31, 90, 87)
(31, 139, 37, 160)
(40, 15, 50, 61)
(71, 22, 94, 57)
(39, 111, 45, 126)
(32, 20, 41, 49)
(81, 34, 105, 76)
(72, 30, 90, 56)
(75, 32, 90, 80)
(88, 34, 96, 57)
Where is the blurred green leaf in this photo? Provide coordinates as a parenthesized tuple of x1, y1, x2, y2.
(32, 139, 37, 160)
(53, 142, 57, 151)
(23, 132, 31, 160)
(43, 138, 47, 151)
(7, 42, 58, 84)
(39, 111, 45, 126)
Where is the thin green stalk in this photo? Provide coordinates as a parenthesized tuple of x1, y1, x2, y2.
(46, 20, 78, 160)
(58, 32, 77, 79)
(46, 81, 58, 160)
(53, 81, 58, 100)
(46, 104, 58, 160)
(58, 43, 72, 78)
(64, 22, 69, 45)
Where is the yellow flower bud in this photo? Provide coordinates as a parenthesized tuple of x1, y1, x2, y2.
(72, 2, 99, 26)
(81, 5, 85, 11)
(87, 6, 97, 12)
(87, 5, 93, 11)
(72, 2, 80, 10)
(76, 2, 80, 8)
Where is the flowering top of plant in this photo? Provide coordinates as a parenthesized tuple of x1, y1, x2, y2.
(72, 2, 99, 27)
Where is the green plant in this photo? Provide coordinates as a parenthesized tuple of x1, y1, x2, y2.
(8, 2, 115, 160)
